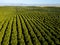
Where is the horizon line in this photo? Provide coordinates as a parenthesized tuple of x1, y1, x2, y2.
(0, 3, 60, 7)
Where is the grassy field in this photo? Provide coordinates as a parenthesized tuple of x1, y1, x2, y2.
(0, 6, 60, 45)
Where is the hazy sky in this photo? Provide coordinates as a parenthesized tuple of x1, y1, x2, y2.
(0, 0, 60, 4)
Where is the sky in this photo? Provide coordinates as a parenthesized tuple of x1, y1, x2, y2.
(0, 0, 60, 5)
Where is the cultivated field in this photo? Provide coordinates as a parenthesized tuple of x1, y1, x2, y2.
(0, 6, 60, 45)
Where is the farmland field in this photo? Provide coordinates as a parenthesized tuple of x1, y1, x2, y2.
(0, 6, 60, 45)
